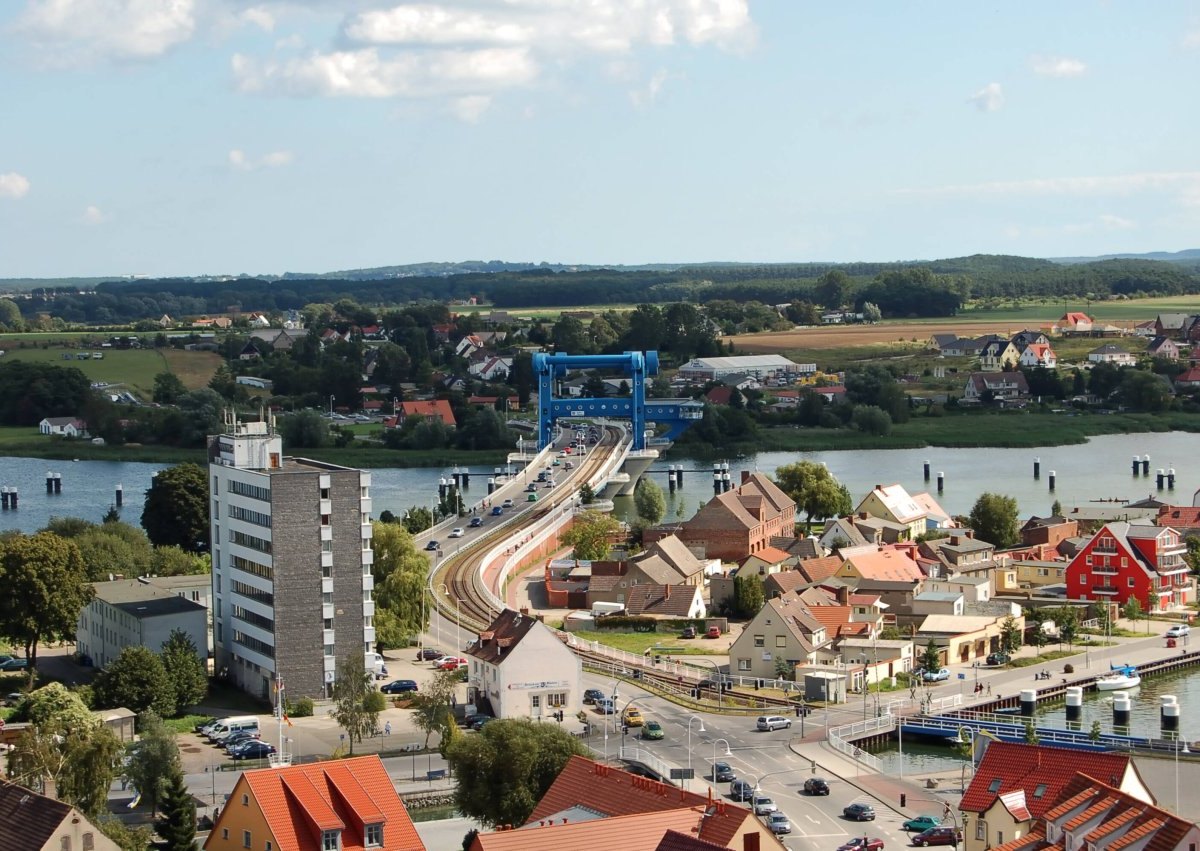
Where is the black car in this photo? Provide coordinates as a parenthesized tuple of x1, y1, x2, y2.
(583, 688, 605, 705)
(424, 540, 439, 552)
(463, 712, 494, 728)
(730, 779, 754, 802)
(470, 716, 494, 731)
(844, 803, 877, 821)
(418, 647, 443, 661)
(380, 679, 419, 694)
(469, 517, 483, 528)
(231, 741, 276, 761)
(221, 731, 259, 750)
(712, 761, 736, 782)
(986, 651, 1011, 666)
(804, 777, 830, 795)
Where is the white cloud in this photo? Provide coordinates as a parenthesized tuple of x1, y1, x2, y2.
(82, 204, 109, 224)
(897, 170, 1200, 200)
(1029, 55, 1087, 77)
(18, 0, 197, 60)
(450, 94, 490, 123)
(968, 82, 1004, 112)
(228, 148, 294, 170)
(240, 6, 274, 33)
(233, 47, 538, 98)
(1098, 213, 1136, 230)
(0, 173, 32, 199)
(629, 68, 671, 107)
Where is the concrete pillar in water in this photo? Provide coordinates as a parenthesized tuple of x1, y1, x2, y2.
(0, 488, 8, 510)
(668, 465, 677, 493)
(675, 466, 684, 486)
(1157, 469, 1166, 490)
(487, 477, 496, 495)
(1161, 695, 1179, 737)
(1065, 687, 1083, 723)
(115, 483, 123, 506)
(1132, 455, 1141, 475)
(1113, 691, 1131, 729)
(713, 463, 721, 495)
(1168, 469, 1176, 490)
(923, 460, 931, 481)
(1020, 689, 1037, 717)
(46, 472, 54, 494)
(9, 488, 16, 509)
(53, 473, 61, 494)
(937, 472, 945, 493)
(1048, 470, 1057, 491)
(1142, 456, 1151, 476)
(1034, 457, 1041, 479)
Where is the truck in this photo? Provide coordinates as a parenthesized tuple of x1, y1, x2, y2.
(591, 602, 625, 618)
(365, 652, 388, 680)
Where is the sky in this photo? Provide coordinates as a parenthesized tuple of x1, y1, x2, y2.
(2, 1, 1199, 278)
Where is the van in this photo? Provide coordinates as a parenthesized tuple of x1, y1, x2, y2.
(365, 652, 388, 679)
(207, 716, 260, 742)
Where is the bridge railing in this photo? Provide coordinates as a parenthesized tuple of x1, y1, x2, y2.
(618, 745, 680, 786)
(826, 715, 892, 771)
(908, 713, 1136, 751)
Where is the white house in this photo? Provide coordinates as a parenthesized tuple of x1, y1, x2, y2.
(39, 416, 87, 437)
(1089, 344, 1136, 366)
(76, 577, 208, 670)
(1017, 343, 1057, 369)
(465, 609, 581, 720)
(467, 356, 512, 381)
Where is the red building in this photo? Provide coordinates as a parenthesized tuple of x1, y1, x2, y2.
(1066, 521, 1194, 612)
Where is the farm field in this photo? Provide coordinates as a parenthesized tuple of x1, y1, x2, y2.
(0, 345, 220, 397)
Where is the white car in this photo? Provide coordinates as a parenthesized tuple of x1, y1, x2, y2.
(1165, 624, 1190, 638)
(449, 528, 465, 538)
(752, 795, 777, 815)
(756, 715, 791, 732)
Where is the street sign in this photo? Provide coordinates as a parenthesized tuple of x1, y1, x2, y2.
(669, 768, 695, 780)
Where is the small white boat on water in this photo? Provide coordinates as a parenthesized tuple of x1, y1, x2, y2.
(1096, 664, 1141, 691)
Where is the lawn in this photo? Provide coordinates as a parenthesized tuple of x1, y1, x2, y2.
(572, 630, 720, 656)
(0, 426, 205, 463)
(0, 344, 220, 398)
(1008, 649, 1081, 667)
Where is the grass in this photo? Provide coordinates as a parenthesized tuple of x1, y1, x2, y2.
(1008, 649, 1080, 667)
(572, 630, 722, 656)
(0, 343, 220, 397)
(164, 713, 213, 734)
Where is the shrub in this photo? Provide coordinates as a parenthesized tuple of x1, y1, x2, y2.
(288, 697, 314, 718)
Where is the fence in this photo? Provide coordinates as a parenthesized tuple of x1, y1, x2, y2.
(826, 714, 895, 771)
(619, 745, 681, 786)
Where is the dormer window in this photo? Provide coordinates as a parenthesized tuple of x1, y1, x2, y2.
(365, 824, 383, 847)
(322, 830, 341, 851)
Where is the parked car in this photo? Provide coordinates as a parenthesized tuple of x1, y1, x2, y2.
(712, 761, 736, 782)
(730, 779, 754, 802)
(0, 656, 29, 671)
(922, 667, 951, 682)
(767, 812, 792, 835)
(424, 540, 439, 552)
(803, 777, 830, 795)
(222, 731, 260, 751)
(5, 692, 24, 708)
(986, 652, 1011, 666)
(838, 838, 884, 851)
(418, 647, 443, 661)
(757, 715, 791, 732)
(471, 716, 494, 731)
(752, 795, 777, 815)
(706, 626, 721, 639)
(449, 528, 465, 538)
(583, 688, 605, 705)
(903, 816, 943, 833)
(230, 741, 276, 761)
(912, 827, 960, 847)
(436, 657, 467, 671)
(462, 713, 493, 728)
(622, 706, 644, 727)
(1166, 624, 1191, 638)
(380, 679, 419, 694)
(681, 626, 697, 639)
(641, 720, 664, 740)
(844, 802, 877, 821)
(469, 517, 484, 528)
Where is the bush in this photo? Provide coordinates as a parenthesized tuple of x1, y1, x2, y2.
(288, 697, 314, 718)
(364, 690, 388, 713)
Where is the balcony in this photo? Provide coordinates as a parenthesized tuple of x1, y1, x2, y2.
(1091, 565, 1119, 575)
(1092, 585, 1119, 596)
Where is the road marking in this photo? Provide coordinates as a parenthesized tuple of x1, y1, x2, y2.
(806, 815, 819, 824)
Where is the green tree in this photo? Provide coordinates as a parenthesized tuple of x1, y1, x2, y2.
(1089, 720, 1102, 742)
(332, 655, 380, 755)
(141, 463, 210, 552)
(774, 461, 853, 526)
(373, 522, 431, 646)
(861, 301, 882, 323)
(634, 478, 666, 525)
(160, 629, 208, 715)
(97, 818, 155, 851)
(815, 269, 851, 310)
(561, 510, 621, 561)
(920, 639, 941, 673)
(401, 506, 434, 534)
(851, 404, 892, 436)
(578, 483, 596, 505)
(967, 492, 1020, 548)
(1122, 597, 1144, 623)
(156, 764, 197, 851)
(733, 574, 764, 619)
(93, 645, 175, 717)
(1057, 607, 1078, 648)
(1118, 369, 1171, 412)
(1023, 721, 1040, 744)
(411, 670, 461, 748)
(0, 531, 92, 668)
(71, 521, 154, 581)
(152, 545, 210, 576)
(152, 371, 187, 405)
(444, 719, 589, 828)
(124, 711, 179, 815)
(278, 409, 332, 448)
(1000, 616, 1023, 653)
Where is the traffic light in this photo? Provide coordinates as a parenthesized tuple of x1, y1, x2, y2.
(900, 794, 907, 808)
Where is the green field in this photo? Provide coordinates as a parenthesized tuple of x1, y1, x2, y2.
(0, 344, 220, 398)
(953, 295, 1200, 324)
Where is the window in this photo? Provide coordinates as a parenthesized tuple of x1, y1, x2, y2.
(321, 514, 331, 526)
(222, 829, 229, 840)
(322, 829, 341, 851)
(776, 636, 786, 648)
(83, 835, 94, 851)
(242, 793, 249, 806)
(1079, 573, 1087, 584)
(1033, 784, 1048, 798)
(60, 838, 71, 851)
(321, 540, 333, 553)
(321, 487, 331, 500)
(1085, 555, 1092, 566)
(987, 778, 1002, 793)
(976, 821, 986, 841)
(365, 824, 383, 847)
(737, 659, 751, 671)
(244, 830, 253, 848)
(532, 695, 540, 708)
(754, 635, 765, 647)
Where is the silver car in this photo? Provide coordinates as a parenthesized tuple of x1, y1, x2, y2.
(752, 795, 777, 815)
(757, 715, 791, 732)
(768, 812, 792, 834)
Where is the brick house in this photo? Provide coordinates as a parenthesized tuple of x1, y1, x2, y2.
(1065, 520, 1195, 611)
(675, 472, 796, 560)
(1019, 515, 1079, 549)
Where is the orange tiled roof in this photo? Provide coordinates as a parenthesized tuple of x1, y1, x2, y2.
(747, 546, 792, 565)
(471, 807, 706, 851)
(223, 755, 424, 851)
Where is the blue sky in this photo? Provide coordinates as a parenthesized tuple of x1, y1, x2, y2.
(2, 1, 1199, 278)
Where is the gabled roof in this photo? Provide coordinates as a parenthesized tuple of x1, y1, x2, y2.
(769, 536, 820, 559)
(655, 829, 732, 851)
(635, 535, 706, 581)
(803, 604, 870, 638)
(398, 399, 456, 426)
(764, 569, 814, 598)
(1156, 505, 1200, 529)
(911, 492, 953, 524)
(863, 484, 925, 523)
(960, 740, 1134, 819)
(821, 518, 870, 548)
(1047, 773, 1191, 851)
(228, 755, 423, 851)
(471, 808, 707, 851)
(1060, 311, 1092, 325)
(742, 546, 792, 566)
(842, 548, 924, 582)
(465, 609, 542, 665)
(624, 584, 698, 618)
(796, 555, 845, 584)
(0, 781, 81, 851)
(1090, 343, 1131, 355)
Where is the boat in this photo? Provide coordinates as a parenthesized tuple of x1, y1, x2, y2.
(1096, 664, 1141, 691)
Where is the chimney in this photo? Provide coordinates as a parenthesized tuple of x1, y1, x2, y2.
(837, 585, 850, 605)
(741, 470, 751, 485)
(41, 776, 57, 801)
(665, 585, 670, 599)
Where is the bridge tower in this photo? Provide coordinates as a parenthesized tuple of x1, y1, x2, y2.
(534, 350, 661, 450)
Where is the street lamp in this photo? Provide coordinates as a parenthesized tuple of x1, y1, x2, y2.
(435, 582, 449, 650)
(328, 395, 335, 417)
(710, 738, 732, 783)
(686, 715, 706, 772)
(453, 596, 463, 647)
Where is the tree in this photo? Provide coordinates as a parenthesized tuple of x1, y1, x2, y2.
(152, 545, 210, 576)
(444, 719, 589, 828)
(634, 478, 666, 525)
(1122, 597, 1144, 623)
(278, 410, 331, 448)
(411, 670, 461, 748)
(1058, 607, 1078, 648)
(578, 483, 595, 505)
(774, 461, 853, 527)
(156, 764, 197, 851)
(373, 522, 432, 646)
(97, 817, 155, 851)
(861, 301, 882, 323)
(142, 463, 210, 552)
(733, 574, 764, 619)
(0, 532, 92, 668)
(1000, 616, 1022, 653)
(561, 510, 620, 561)
(93, 645, 175, 717)
(967, 493, 1020, 548)
(332, 655, 380, 755)
(1089, 720, 1102, 743)
(1023, 721, 1040, 745)
(1118, 369, 1171, 412)
(160, 629, 208, 715)
(152, 371, 187, 405)
(920, 639, 941, 673)
(124, 712, 180, 815)
(815, 269, 851, 310)
(401, 506, 434, 534)
(851, 405, 892, 436)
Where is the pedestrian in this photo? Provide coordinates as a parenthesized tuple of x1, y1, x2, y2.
(384, 721, 391, 736)
(987, 682, 992, 695)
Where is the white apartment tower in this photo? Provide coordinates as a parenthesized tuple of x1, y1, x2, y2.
(208, 416, 374, 699)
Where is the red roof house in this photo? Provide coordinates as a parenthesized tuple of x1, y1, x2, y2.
(397, 400, 457, 427)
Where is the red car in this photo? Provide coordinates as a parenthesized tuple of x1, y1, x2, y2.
(912, 828, 960, 847)
(437, 657, 467, 671)
(838, 839, 885, 851)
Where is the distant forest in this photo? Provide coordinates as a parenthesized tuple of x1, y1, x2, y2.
(12, 254, 1200, 324)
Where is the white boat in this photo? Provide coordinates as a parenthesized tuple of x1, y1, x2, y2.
(1096, 665, 1141, 691)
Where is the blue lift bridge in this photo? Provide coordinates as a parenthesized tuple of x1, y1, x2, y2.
(532, 351, 703, 450)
